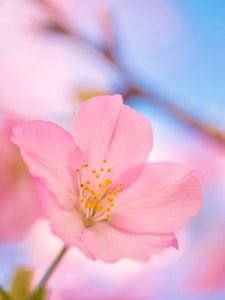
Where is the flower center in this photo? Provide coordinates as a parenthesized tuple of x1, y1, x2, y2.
(75, 160, 122, 227)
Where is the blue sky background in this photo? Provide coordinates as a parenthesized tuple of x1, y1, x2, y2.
(115, 0, 225, 129)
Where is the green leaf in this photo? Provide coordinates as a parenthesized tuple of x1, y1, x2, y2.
(0, 287, 12, 300)
(9, 267, 34, 300)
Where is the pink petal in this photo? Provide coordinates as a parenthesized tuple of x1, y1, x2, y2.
(71, 95, 123, 169)
(12, 120, 84, 208)
(49, 202, 84, 247)
(81, 222, 177, 262)
(37, 183, 87, 253)
(110, 162, 202, 234)
(105, 104, 153, 189)
(71, 95, 153, 189)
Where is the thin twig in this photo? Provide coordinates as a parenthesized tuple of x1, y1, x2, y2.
(35, 0, 225, 145)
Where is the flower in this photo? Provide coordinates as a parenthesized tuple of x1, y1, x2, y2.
(0, 116, 42, 241)
(12, 95, 202, 262)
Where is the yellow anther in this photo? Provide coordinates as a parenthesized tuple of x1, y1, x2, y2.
(92, 169, 96, 174)
(107, 168, 111, 173)
(85, 164, 89, 167)
(110, 202, 114, 207)
(82, 164, 86, 168)
(96, 174, 100, 178)
(85, 187, 90, 192)
(113, 191, 117, 195)
(80, 199, 84, 203)
(107, 190, 112, 195)
(86, 180, 90, 184)
(85, 203, 88, 207)
(107, 208, 111, 211)
(80, 184, 84, 188)
(101, 205, 104, 209)
(106, 214, 111, 218)
(76, 169, 80, 173)
(96, 200, 100, 204)
(96, 179, 112, 202)
(97, 207, 102, 212)
(105, 179, 112, 185)
(119, 183, 123, 187)
(84, 195, 87, 198)
(100, 168, 104, 172)
(91, 190, 96, 195)
(107, 197, 113, 202)
(103, 159, 107, 163)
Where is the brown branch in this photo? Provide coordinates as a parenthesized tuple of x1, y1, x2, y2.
(35, 0, 225, 145)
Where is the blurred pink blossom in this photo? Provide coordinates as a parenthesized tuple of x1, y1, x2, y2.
(186, 224, 225, 292)
(0, 116, 42, 241)
(13, 95, 202, 262)
(0, 0, 111, 120)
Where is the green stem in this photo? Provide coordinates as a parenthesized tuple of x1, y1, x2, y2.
(34, 246, 68, 294)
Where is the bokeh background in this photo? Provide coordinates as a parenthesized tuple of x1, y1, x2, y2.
(1, 0, 225, 299)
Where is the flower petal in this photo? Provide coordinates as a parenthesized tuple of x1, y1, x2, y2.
(71, 95, 123, 169)
(49, 201, 85, 247)
(36, 183, 87, 253)
(71, 95, 152, 189)
(12, 120, 84, 208)
(105, 103, 153, 189)
(110, 162, 202, 234)
(81, 222, 177, 262)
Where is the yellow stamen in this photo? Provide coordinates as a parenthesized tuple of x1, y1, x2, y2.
(107, 190, 112, 195)
(106, 214, 111, 218)
(96, 174, 100, 178)
(92, 169, 96, 174)
(107, 168, 111, 172)
(76, 169, 80, 173)
(80, 199, 84, 203)
(100, 168, 104, 172)
(119, 183, 123, 187)
(103, 159, 107, 163)
(86, 180, 90, 184)
(95, 179, 112, 202)
(80, 184, 84, 188)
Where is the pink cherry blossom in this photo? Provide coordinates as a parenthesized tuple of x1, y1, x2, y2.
(0, 116, 42, 241)
(12, 95, 202, 262)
